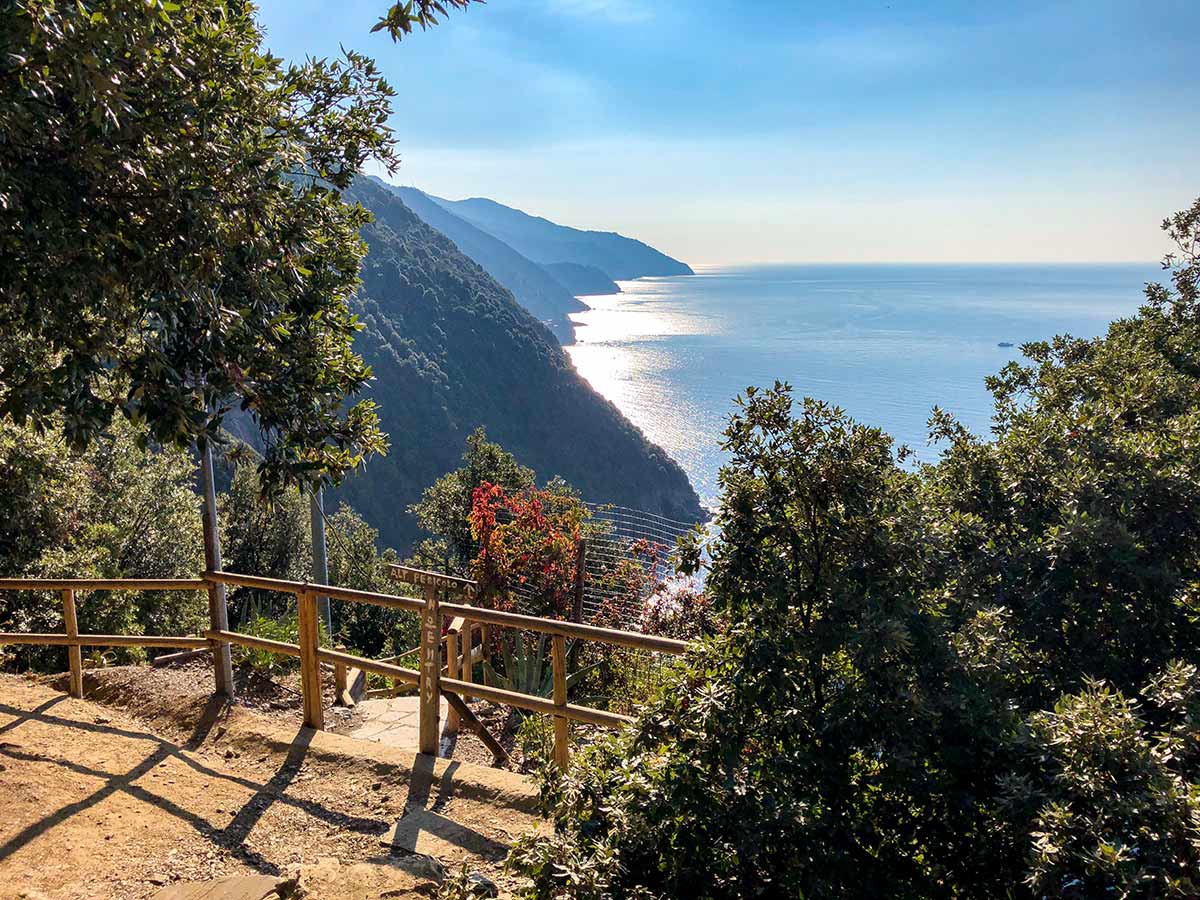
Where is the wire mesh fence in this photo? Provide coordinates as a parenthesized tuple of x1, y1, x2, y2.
(499, 502, 701, 715)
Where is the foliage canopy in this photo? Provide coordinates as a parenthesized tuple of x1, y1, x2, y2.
(508, 200, 1200, 898)
(0, 0, 399, 495)
(374, 0, 480, 41)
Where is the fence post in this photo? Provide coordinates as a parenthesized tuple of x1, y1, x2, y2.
(199, 438, 235, 699)
(462, 619, 474, 689)
(62, 589, 83, 699)
(297, 589, 324, 730)
(418, 585, 441, 755)
(573, 538, 586, 624)
(445, 629, 460, 735)
(482, 624, 492, 686)
(333, 643, 348, 707)
(552, 633, 569, 770)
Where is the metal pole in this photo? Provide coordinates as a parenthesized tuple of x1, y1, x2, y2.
(199, 438, 234, 698)
(310, 488, 331, 634)
(570, 537, 586, 669)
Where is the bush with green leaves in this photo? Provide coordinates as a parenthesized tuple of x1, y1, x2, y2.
(234, 608, 332, 674)
(220, 462, 313, 624)
(325, 503, 418, 657)
(507, 200, 1200, 899)
(0, 417, 205, 670)
(221, 456, 417, 655)
(1016, 673, 1200, 898)
(514, 711, 558, 771)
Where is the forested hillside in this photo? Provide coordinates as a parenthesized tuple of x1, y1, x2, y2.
(429, 194, 694, 280)
(335, 177, 703, 550)
(377, 181, 585, 342)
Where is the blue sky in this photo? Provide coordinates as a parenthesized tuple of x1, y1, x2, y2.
(256, 1, 1198, 264)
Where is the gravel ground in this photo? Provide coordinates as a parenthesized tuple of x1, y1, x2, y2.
(0, 673, 541, 900)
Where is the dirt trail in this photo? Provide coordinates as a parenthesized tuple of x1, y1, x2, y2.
(0, 675, 541, 899)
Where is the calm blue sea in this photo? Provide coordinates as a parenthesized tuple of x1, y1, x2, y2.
(565, 263, 1157, 509)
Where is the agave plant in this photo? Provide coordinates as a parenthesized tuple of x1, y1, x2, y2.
(485, 632, 597, 699)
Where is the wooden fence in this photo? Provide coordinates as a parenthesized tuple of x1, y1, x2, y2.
(0, 566, 689, 768)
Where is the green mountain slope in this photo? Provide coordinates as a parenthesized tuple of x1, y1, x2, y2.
(428, 195, 694, 280)
(375, 180, 584, 342)
(335, 177, 704, 551)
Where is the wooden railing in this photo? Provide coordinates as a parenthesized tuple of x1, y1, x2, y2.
(0, 579, 209, 700)
(0, 567, 689, 768)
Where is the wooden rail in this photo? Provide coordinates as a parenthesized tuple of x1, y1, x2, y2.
(0, 582, 209, 699)
(0, 578, 207, 591)
(1, 634, 210, 649)
(437, 600, 689, 654)
(0, 565, 690, 769)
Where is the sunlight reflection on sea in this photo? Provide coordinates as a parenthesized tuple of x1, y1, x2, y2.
(565, 263, 1153, 509)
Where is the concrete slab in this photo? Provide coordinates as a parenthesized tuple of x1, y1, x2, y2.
(346, 696, 449, 751)
(150, 875, 281, 900)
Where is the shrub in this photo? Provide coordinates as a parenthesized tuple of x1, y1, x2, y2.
(470, 480, 586, 619)
(0, 417, 205, 671)
(234, 609, 332, 673)
(1018, 675, 1200, 898)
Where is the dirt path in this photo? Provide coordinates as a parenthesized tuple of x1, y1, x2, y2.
(0, 675, 541, 899)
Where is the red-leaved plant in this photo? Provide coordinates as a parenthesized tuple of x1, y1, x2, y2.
(469, 481, 583, 619)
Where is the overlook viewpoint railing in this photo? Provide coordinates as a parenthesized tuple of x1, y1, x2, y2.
(0, 566, 689, 769)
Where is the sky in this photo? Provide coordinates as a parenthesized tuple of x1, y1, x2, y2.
(255, 1, 1199, 265)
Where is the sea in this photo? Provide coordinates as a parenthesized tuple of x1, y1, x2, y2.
(565, 263, 1158, 510)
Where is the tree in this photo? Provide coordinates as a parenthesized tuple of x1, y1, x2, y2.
(507, 199, 1200, 899)
(469, 479, 585, 618)
(1, 0, 399, 495)
(219, 462, 311, 624)
(324, 503, 417, 657)
(411, 427, 535, 572)
(0, 417, 206, 669)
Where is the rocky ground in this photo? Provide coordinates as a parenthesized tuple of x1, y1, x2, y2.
(0, 673, 544, 900)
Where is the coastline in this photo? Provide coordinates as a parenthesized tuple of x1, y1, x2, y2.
(556, 270, 691, 346)
(559, 272, 714, 519)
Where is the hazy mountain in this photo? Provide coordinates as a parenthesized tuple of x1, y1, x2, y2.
(542, 262, 620, 297)
(334, 177, 704, 551)
(371, 179, 583, 342)
(428, 195, 694, 280)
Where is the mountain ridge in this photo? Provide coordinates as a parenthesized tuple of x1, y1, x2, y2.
(369, 178, 584, 342)
(542, 261, 620, 297)
(333, 176, 704, 551)
(428, 193, 694, 281)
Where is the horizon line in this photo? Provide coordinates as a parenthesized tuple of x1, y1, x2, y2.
(683, 259, 1162, 269)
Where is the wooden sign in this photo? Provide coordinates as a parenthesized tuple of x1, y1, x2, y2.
(389, 564, 476, 597)
(418, 585, 441, 755)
